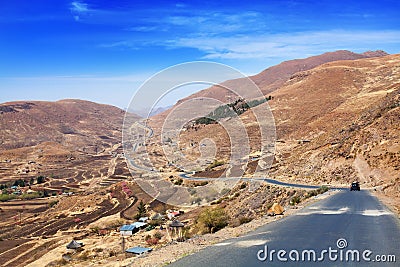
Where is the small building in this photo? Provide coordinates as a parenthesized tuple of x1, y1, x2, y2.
(120, 224, 138, 236)
(167, 211, 181, 220)
(66, 240, 83, 250)
(138, 217, 148, 223)
(151, 213, 164, 221)
(132, 221, 147, 229)
(168, 220, 185, 240)
(119, 222, 147, 236)
(125, 246, 152, 255)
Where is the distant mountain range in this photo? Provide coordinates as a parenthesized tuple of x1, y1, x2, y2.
(130, 105, 173, 118)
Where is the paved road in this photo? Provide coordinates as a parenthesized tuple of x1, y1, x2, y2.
(169, 190, 400, 266)
(179, 172, 346, 190)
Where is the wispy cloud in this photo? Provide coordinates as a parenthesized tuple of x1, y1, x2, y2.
(70, 1, 91, 21)
(167, 30, 400, 59)
(165, 11, 265, 35)
(127, 26, 160, 32)
(63, 2, 400, 61)
(70, 1, 89, 13)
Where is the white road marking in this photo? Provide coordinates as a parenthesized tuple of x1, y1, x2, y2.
(360, 209, 393, 216)
(234, 239, 269, 248)
(296, 207, 350, 215)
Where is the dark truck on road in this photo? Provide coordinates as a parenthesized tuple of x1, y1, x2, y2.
(350, 181, 360, 191)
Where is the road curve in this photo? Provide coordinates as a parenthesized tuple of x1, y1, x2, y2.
(179, 172, 347, 190)
(169, 190, 400, 267)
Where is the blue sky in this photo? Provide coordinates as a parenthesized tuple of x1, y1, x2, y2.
(1, 0, 400, 109)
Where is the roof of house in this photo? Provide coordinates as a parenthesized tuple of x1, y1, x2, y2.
(120, 224, 136, 231)
(66, 240, 83, 249)
(138, 217, 148, 222)
(120, 222, 147, 231)
(170, 220, 184, 227)
(125, 246, 152, 254)
(132, 222, 147, 228)
(151, 213, 164, 220)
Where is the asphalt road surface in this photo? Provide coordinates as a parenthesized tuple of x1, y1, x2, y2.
(169, 190, 400, 266)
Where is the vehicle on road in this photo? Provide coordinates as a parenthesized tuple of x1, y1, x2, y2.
(350, 181, 360, 191)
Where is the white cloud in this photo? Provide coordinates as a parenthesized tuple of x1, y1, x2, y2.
(70, 1, 89, 13)
(127, 26, 159, 32)
(167, 30, 400, 59)
(165, 11, 265, 35)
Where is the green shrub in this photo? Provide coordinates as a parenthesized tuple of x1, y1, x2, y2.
(305, 186, 329, 199)
(37, 176, 46, 184)
(153, 231, 163, 240)
(197, 207, 229, 233)
(0, 194, 16, 202)
(20, 192, 40, 200)
(290, 196, 301, 205)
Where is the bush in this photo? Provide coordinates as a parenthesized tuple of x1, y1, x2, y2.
(153, 231, 163, 240)
(290, 196, 301, 205)
(239, 216, 253, 225)
(305, 186, 329, 199)
(37, 176, 46, 184)
(144, 235, 160, 246)
(90, 227, 100, 234)
(197, 207, 229, 233)
(174, 179, 183, 185)
(20, 192, 40, 200)
(0, 194, 16, 202)
(145, 237, 159, 246)
(13, 179, 25, 187)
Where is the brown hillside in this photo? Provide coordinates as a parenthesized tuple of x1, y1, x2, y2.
(149, 54, 399, 212)
(0, 99, 133, 153)
(150, 50, 387, 131)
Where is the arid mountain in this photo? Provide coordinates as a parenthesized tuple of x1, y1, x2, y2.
(0, 99, 141, 190)
(170, 50, 387, 103)
(148, 53, 400, 212)
(150, 50, 388, 130)
(251, 49, 388, 95)
(0, 99, 135, 153)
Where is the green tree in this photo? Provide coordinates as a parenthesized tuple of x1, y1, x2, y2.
(197, 207, 229, 233)
(13, 179, 25, 187)
(135, 200, 147, 220)
(37, 176, 45, 184)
